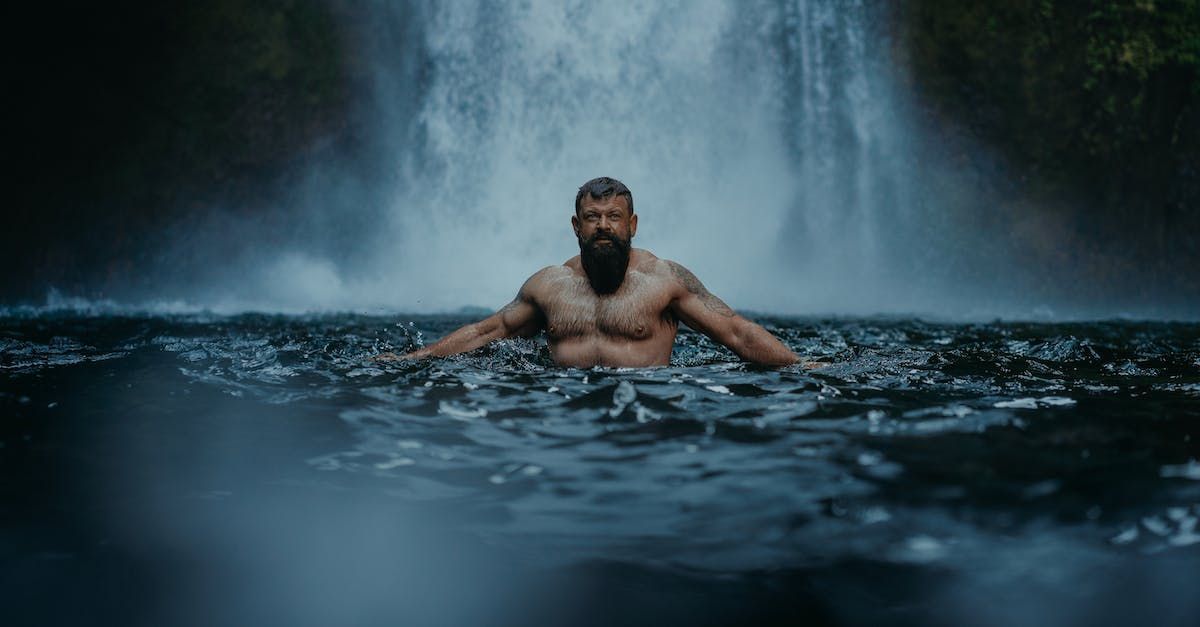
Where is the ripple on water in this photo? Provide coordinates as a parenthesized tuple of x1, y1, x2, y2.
(3, 313, 1200, 572)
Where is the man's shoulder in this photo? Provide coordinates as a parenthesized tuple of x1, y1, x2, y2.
(632, 250, 683, 279)
(559, 255, 582, 272)
(629, 251, 693, 297)
(630, 248, 665, 271)
(641, 255, 710, 300)
(523, 263, 577, 291)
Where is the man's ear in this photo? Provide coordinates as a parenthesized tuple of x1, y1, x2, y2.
(571, 214, 581, 237)
(630, 213, 638, 238)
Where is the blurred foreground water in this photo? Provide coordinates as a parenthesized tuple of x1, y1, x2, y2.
(2, 312, 1198, 626)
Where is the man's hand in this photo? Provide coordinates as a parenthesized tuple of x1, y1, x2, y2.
(664, 260, 799, 367)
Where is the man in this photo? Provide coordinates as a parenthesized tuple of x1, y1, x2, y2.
(379, 177, 799, 368)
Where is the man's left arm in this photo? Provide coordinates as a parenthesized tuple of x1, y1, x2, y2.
(664, 260, 799, 367)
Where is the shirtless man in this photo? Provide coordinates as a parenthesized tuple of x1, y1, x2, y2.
(380, 177, 799, 368)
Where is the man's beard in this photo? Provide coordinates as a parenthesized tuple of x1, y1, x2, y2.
(578, 233, 631, 295)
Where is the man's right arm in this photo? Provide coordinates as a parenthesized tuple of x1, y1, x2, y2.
(376, 273, 547, 361)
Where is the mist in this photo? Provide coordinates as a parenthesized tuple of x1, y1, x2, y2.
(8, 0, 1198, 319)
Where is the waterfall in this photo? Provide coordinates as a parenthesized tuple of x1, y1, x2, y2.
(277, 0, 963, 314)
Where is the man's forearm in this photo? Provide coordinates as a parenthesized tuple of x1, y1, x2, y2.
(403, 318, 504, 358)
(729, 319, 799, 366)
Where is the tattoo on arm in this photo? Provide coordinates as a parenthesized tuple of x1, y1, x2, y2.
(668, 261, 735, 317)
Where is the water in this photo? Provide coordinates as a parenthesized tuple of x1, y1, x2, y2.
(3, 312, 1198, 626)
(192, 0, 1086, 318)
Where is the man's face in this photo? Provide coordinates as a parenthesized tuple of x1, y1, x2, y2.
(572, 194, 636, 247)
(572, 194, 637, 294)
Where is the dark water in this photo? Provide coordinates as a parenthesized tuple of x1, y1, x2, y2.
(3, 312, 1199, 626)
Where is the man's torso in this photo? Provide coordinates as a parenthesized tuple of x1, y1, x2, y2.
(530, 250, 679, 368)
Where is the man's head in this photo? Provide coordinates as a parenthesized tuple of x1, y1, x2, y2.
(572, 177, 637, 294)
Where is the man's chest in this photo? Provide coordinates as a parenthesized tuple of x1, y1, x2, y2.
(539, 274, 676, 341)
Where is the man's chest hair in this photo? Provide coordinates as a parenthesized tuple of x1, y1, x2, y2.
(540, 271, 675, 339)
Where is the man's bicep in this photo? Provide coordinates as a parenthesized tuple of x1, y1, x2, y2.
(497, 278, 547, 337)
(673, 292, 744, 342)
(494, 297, 538, 336)
(665, 261, 739, 339)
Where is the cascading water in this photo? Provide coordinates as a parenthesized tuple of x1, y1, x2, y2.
(781, 0, 917, 300)
(348, 0, 949, 314)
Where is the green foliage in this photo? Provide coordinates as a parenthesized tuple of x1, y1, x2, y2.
(899, 0, 1200, 300)
(1079, 1, 1200, 153)
(7, 0, 363, 299)
(902, 0, 1199, 212)
(147, 0, 349, 181)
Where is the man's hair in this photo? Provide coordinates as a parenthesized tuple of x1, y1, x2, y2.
(575, 177, 633, 215)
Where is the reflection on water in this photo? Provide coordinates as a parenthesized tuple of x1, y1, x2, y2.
(2, 312, 1199, 626)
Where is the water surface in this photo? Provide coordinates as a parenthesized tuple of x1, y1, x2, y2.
(2, 313, 1198, 626)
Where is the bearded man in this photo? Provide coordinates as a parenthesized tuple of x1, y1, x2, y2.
(380, 177, 799, 367)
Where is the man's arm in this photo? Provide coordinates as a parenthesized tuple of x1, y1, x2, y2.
(377, 275, 546, 361)
(664, 260, 799, 367)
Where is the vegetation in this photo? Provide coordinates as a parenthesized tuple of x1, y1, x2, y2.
(9, 0, 366, 299)
(900, 0, 1199, 287)
(8, 1, 1198, 304)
